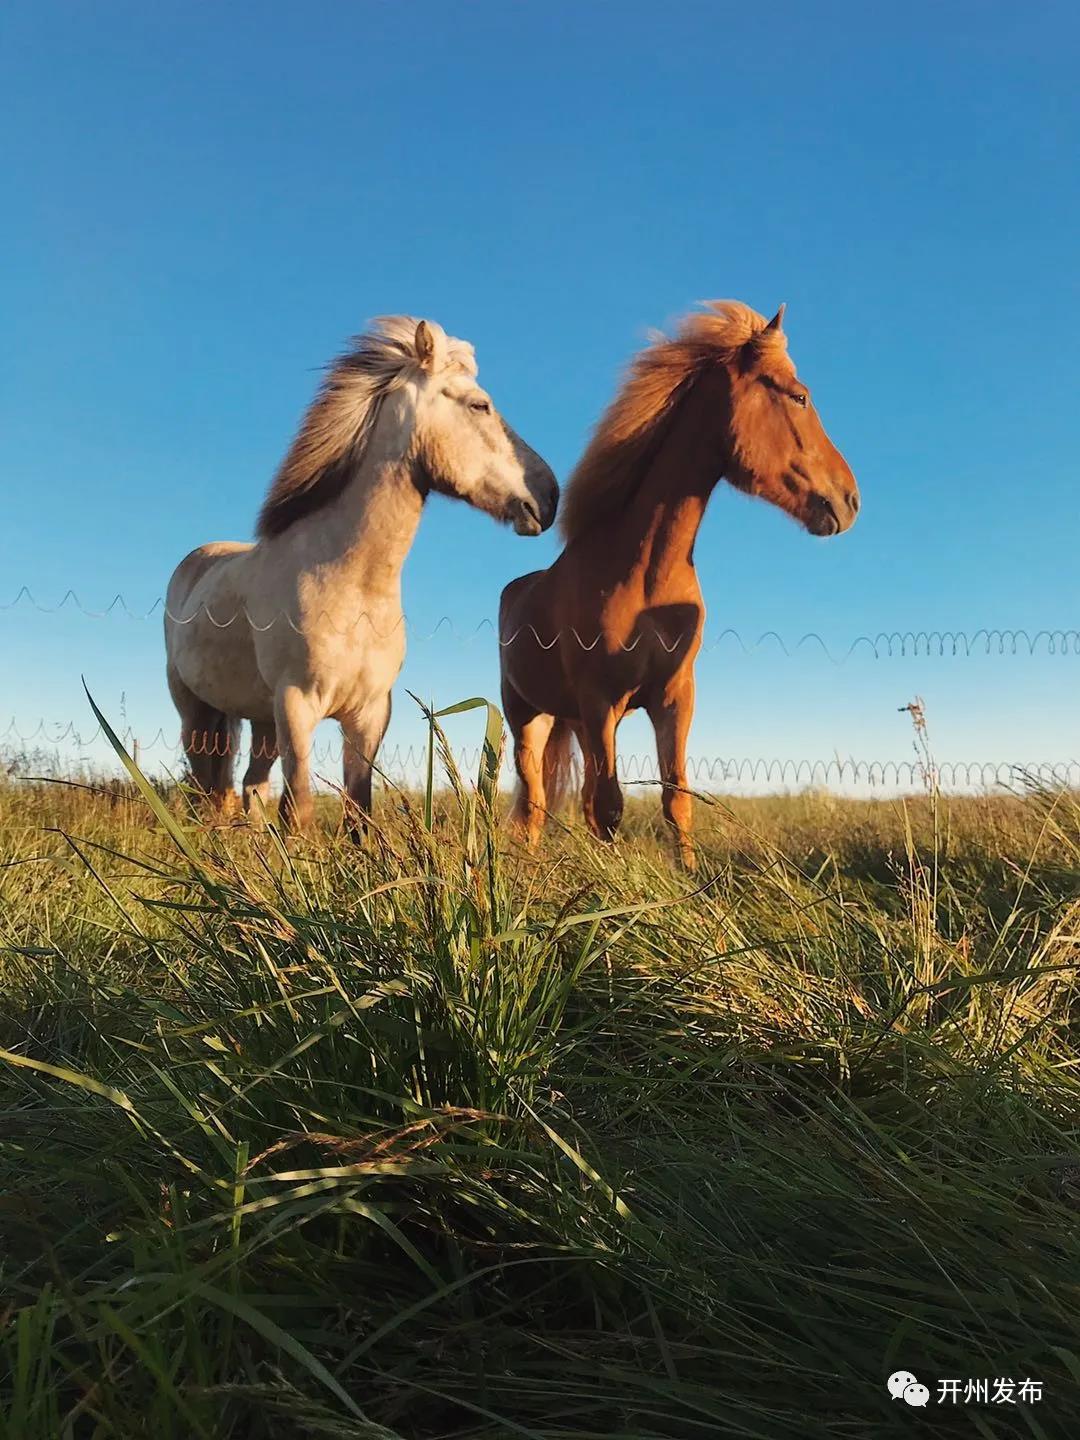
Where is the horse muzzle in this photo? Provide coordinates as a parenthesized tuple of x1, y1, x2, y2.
(806, 486, 859, 537)
(508, 477, 559, 536)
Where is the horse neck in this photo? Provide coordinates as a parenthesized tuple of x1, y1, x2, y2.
(620, 371, 730, 586)
(291, 421, 425, 599)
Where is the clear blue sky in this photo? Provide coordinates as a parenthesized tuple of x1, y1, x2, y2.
(3, 1, 1078, 786)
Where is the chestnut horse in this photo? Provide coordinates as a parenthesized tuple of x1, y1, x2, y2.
(498, 301, 859, 867)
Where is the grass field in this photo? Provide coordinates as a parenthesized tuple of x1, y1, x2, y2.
(3, 712, 1080, 1437)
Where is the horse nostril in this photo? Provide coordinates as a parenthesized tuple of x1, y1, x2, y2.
(848, 492, 860, 514)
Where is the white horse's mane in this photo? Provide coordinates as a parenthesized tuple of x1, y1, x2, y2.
(257, 317, 476, 539)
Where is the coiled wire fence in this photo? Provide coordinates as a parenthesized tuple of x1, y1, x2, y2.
(3, 590, 1078, 795)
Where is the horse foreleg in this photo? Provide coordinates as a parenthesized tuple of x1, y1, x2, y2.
(578, 699, 623, 843)
(242, 721, 278, 823)
(274, 685, 319, 832)
(340, 693, 392, 841)
(648, 672, 696, 870)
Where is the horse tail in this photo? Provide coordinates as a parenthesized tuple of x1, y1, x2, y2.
(542, 719, 577, 814)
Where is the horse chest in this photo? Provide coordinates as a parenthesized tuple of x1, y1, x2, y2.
(304, 616, 406, 697)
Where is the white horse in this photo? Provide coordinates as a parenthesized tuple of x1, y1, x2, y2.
(164, 317, 558, 830)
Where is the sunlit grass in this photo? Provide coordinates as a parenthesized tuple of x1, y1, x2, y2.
(2, 714, 1080, 1436)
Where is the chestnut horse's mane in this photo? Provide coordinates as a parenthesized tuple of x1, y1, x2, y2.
(257, 317, 476, 540)
(558, 301, 788, 542)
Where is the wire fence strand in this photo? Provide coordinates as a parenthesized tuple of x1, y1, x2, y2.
(4, 588, 1080, 660)
(3, 719, 1077, 792)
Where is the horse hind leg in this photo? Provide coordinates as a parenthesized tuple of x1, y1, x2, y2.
(167, 667, 238, 812)
(199, 713, 240, 812)
(502, 680, 555, 849)
(242, 721, 278, 823)
(578, 698, 623, 844)
(515, 713, 557, 848)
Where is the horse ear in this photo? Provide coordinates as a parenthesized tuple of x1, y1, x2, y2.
(415, 320, 436, 370)
(764, 303, 786, 333)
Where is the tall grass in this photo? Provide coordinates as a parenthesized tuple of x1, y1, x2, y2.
(2, 710, 1080, 1436)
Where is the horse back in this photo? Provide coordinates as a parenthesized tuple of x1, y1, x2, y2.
(498, 569, 547, 634)
(166, 542, 254, 614)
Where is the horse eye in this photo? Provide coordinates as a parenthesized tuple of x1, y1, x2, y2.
(792, 391, 808, 408)
(469, 399, 491, 414)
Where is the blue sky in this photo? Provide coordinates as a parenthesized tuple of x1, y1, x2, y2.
(2, 1, 1078, 786)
